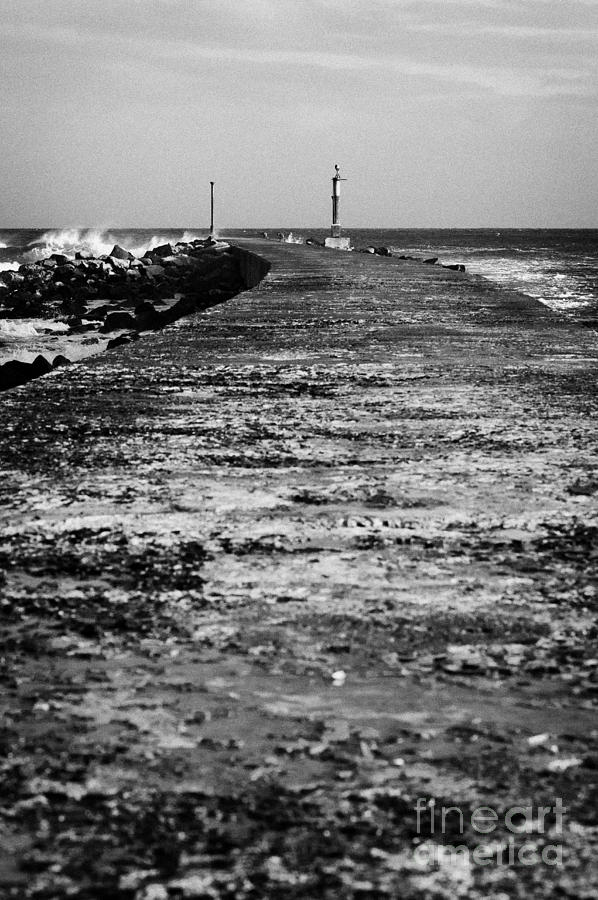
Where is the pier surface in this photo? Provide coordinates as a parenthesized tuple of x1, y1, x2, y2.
(1, 240, 597, 897)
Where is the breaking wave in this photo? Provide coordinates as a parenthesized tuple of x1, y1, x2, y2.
(23, 228, 206, 263)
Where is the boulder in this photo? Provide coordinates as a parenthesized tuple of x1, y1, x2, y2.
(444, 263, 466, 272)
(110, 244, 134, 261)
(151, 243, 174, 258)
(83, 301, 112, 319)
(52, 354, 71, 368)
(106, 332, 138, 350)
(423, 257, 438, 265)
(134, 301, 163, 330)
(144, 265, 165, 278)
(375, 246, 391, 256)
(100, 310, 137, 332)
(42, 258, 57, 269)
(108, 256, 129, 271)
(161, 256, 188, 268)
(75, 250, 94, 260)
(0, 355, 53, 391)
(50, 253, 69, 265)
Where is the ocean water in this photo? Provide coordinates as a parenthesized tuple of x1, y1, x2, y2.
(1, 227, 597, 322)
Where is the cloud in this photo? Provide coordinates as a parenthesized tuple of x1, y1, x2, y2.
(0, 1, 596, 102)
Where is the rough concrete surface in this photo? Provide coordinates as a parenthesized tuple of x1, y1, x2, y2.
(0, 239, 597, 898)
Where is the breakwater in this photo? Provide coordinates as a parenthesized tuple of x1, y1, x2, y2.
(0, 239, 597, 897)
(0, 238, 269, 390)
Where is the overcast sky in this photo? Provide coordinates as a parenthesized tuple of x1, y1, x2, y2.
(1, 0, 597, 227)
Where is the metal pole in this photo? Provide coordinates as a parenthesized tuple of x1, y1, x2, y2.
(209, 181, 214, 236)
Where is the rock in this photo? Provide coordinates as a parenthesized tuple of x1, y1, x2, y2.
(375, 246, 391, 256)
(50, 253, 70, 265)
(108, 256, 129, 271)
(42, 258, 57, 269)
(151, 243, 174, 258)
(0, 354, 53, 391)
(100, 310, 137, 332)
(53, 264, 77, 281)
(84, 301, 112, 320)
(109, 244, 134, 261)
(423, 257, 438, 265)
(134, 301, 163, 330)
(444, 263, 466, 272)
(75, 250, 94, 260)
(144, 265, 166, 278)
(161, 256, 188, 268)
(106, 332, 138, 350)
(52, 354, 71, 368)
(2, 272, 25, 285)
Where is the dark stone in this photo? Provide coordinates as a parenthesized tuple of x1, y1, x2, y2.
(443, 263, 466, 272)
(0, 360, 32, 391)
(162, 256, 189, 268)
(53, 265, 77, 281)
(0, 355, 53, 392)
(106, 332, 139, 350)
(151, 243, 174, 258)
(75, 250, 94, 260)
(2, 272, 25, 285)
(110, 244, 134, 261)
(144, 265, 166, 278)
(52, 355, 71, 368)
(134, 301, 162, 330)
(423, 257, 438, 265)
(50, 253, 70, 265)
(100, 310, 137, 332)
(375, 247, 392, 256)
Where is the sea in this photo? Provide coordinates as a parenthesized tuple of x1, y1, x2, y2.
(1, 227, 597, 323)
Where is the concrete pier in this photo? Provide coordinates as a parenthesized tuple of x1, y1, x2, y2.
(1, 241, 597, 895)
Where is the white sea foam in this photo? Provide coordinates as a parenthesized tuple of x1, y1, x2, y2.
(23, 228, 207, 263)
(0, 320, 39, 338)
(0, 261, 20, 272)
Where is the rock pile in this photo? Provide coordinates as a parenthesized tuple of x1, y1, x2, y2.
(357, 247, 466, 272)
(0, 238, 270, 391)
(0, 238, 250, 326)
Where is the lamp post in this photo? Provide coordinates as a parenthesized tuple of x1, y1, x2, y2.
(209, 181, 215, 237)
